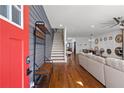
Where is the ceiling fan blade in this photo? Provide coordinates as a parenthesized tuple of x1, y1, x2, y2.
(101, 23, 112, 24)
(101, 20, 116, 25)
(100, 23, 118, 28)
(107, 20, 116, 24)
(121, 20, 124, 24)
(100, 16, 124, 29)
(109, 23, 118, 28)
(113, 17, 120, 24)
(100, 22, 116, 27)
(100, 24, 113, 28)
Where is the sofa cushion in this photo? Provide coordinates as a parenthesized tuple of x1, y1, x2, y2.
(120, 60, 124, 72)
(90, 55, 95, 60)
(95, 56, 106, 64)
(106, 58, 124, 72)
(87, 55, 105, 64)
(84, 53, 92, 58)
(80, 52, 85, 54)
(106, 58, 113, 66)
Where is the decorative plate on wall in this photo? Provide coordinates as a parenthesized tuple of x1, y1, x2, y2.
(115, 34, 123, 43)
(109, 36, 113, 40)
(107, 49, 112, 54)
(100, 48, 105, 53)
(104, 37, 107, 41)
(94, 46, 99, 51)
(100, 38, 102, 41)
(95, 38, 99, 44)
(115, 47, 122, 57)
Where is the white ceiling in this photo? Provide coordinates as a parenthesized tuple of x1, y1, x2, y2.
(43, 5, 124, 37)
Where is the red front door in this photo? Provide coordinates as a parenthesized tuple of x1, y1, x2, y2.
(0, 5, 29, 88)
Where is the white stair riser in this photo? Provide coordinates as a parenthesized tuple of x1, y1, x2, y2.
(53, 43, 63, 45)
(52, 48, 63, 52)
(51, 54, 64, 56)
(52, 47, 64, 49)
(51, 50, 64, 52)
(52, 60, 66, 63)
(52, 44, 64, 47)
(51, 53, 64, 55)
(53, 40, 63, 42)
(51, 56, 64, 58)
(51, 31, 65, 63)
(53, 43, 63, 44)
(52, 50, 64, 52)
(52, 45, 64, 47)
(53, 42, 63, 44)
(52, 48, 63, 51)
(53, 44, 63, 46)
(51, 55, 64, 57)
(52, 47, 64, 48)
(51, 53, 64, 56)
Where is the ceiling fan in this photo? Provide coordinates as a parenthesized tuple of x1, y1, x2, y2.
(101, 16, 124, 29)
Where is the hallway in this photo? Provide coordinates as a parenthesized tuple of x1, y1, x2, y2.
(1, 5, 124, 88)
(38, 54, 104, 88)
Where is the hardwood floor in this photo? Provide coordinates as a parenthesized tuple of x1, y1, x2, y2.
(38, 54, 105, 88)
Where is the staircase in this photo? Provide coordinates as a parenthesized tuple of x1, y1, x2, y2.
(51, 31, 65, 63)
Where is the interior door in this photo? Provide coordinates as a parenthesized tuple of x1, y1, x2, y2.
(0, 5, 29, 88)
(74, 41, 76, 55)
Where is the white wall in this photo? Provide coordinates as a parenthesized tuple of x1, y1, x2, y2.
(66, 37, 75, 52)
(64, 28, 67, 62)
(67, 30, 122, 59)
(75, 37, 90, 53)
(92, 30, 122, 59)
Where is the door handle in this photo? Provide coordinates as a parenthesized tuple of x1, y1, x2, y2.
(26, 56, 30, 64)
(26, 56, 32, 75)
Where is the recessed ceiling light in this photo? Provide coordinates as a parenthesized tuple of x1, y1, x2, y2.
(59, 24, 63, 27)
(91, 25, 95, 28)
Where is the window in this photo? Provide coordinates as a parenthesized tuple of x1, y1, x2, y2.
(17, 5, 21, 8)
(0, 5, 9, 18)
(0, 5, 23, 29)
(12, 5, 21, 25)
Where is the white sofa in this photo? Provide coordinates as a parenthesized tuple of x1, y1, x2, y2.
(78, 53, 124, 88)
(78, 53, 105, 85)
(105, 58, 124, 88)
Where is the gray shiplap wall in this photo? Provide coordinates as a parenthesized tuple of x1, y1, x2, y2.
(29, 5, 53, 85)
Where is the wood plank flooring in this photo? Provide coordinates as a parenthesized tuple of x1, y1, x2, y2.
(38, 54, 105, 88)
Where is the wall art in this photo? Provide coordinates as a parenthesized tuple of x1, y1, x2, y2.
(95, 38, 99, 44)
(109, 36, 112, 40)
(100, 38, 102, 41)
(94, 46, 99, 51)
(100, 48, 105, 52)
(115, 47, 122, 57)
(115, 34, 123, 43)
(104, 37, 107, 41)
(107, 49, 112, 54)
